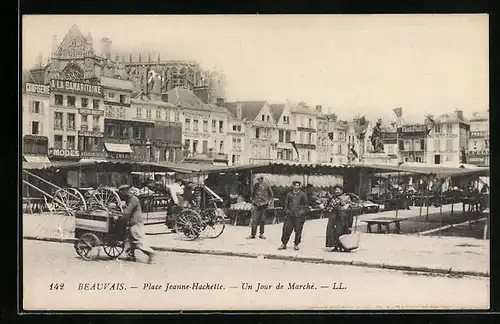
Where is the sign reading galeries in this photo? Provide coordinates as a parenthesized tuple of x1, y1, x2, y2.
(50, 79, 103, 97)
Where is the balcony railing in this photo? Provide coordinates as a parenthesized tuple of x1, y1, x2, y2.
(67, 124, 76, 131)
(469, 131, 489, 138)
(80, 124, 89, 131)
(79, 108, 104, 116)
(92, 127, 101, 132)
(54, 124, 63, 130)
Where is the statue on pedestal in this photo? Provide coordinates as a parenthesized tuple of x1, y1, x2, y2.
(370, 119, 384, 153)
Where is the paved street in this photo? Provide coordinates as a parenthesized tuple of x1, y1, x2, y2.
(23, 240, 489, 311)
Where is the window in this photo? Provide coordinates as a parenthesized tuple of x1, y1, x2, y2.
(299, 132, 304, 143)
(308, 133, 313, 144)
(193, 120, 199, 132)
(81, 98, 88, 108)
(67, 96, 76, 107)
(93, 116, 100, 131)
(31, 121, 40, 135)
(146, 109, 152, 119)
(398, 140, 404, 151)
(307, 151, 311, 162)
(266, 115, 270, 122)
(219, 141, 224, 152)
(192, 140, 198, 153)
(202, 141, 208, 153)
(277, 151, 283, 160)
(203, 120, 208, 132)
(67, 136, 75, 150)
(119, 95, 126, 104)
(219, 121, 224, 133)
(31, 101, 41, 114)
(232, 154, 237, 164)
(184, 139, 191, 151)
(446, 139, 453, 152)
(184, 119, 191, 131)
(165, 109, 170, 121)
(54, 95, 63, 106)
(434, 124, 441, 134)
(54, 135, 63, 149)
(337, 144, 342, 155)
(420, 139, 425, 151)
(92, 99, 100, 109)
(308, 118, 313, 128)
(174, 111, 180, 122)
(108, 92, 115, 99)
(446, 124, 453, 134)
(415, 157, 422, 163)
(255, 128, 260, 139)
(414, 140, 421, 151)
(212, 120, 217, 132)
(433, 138, 439, 152)
(54, 112, 63, 130)
(283, 116, 290, 124)
(261, 115, 265, 121)
(285, 130, 291, 143)
(67, 113, 75, 130)
(278, 130, 284, 143)
(81, 115, 89, 130)
(155, 109, 161, 120)
(232, 124, 242, 132)
(485, 139, 489, 148)
(136, 107, 142, 118)
(118, 107, 125, 119)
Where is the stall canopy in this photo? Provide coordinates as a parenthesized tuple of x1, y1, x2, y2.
(23, 155, 51, 164)
(104, 143, 133, 153)
(22, 160, 198, 174)
(351, 162, 490, 179)
(197, 162, 352, 175)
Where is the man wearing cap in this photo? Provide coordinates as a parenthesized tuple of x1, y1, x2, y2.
(248, 176, 274, 239)
(118, 185, 155, 264)
(278, 181, 309, 251)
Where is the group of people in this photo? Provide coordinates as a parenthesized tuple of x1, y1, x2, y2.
(247, 176, 356, 252)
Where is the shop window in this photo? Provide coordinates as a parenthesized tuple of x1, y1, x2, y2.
(67, 96, 76, 107)
(54, 95, 63, 106)
(54, 112, 63, 130)
(81, 98, 88, 108)
(31, 121, 40, 135)
(67, 136, 75, 150)
(54, 135, 63, 149)
(67, 113, 75, 130)
(93, 99, 100, 109)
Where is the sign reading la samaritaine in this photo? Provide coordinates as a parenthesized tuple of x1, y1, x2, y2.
(50, 80, 103, 97)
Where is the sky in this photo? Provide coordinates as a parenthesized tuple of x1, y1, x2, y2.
(22, 14, 489, 122)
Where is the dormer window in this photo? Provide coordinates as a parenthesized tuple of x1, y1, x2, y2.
(266, 115, 270, 122)
(261, 115, 265, 121)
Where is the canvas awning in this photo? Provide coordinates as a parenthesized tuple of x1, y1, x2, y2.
(104, 143, 133, 153)
(23, 155, 51, 164)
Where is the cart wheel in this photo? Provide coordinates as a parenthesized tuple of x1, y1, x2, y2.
(89, 187, 124, 213)
(74, 233, 101, 260)
(51, 188, 86, 216)
(103, 240, 125, 259)
(174, 209, 202, 240)
(201, 208, 226, 239)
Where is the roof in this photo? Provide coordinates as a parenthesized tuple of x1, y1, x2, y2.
(225, 101, 266, 121)
(269, 104, 285, 123)
(166, 87, 228, 113)
(290, 104, 319, 116)
(23, 68, 46, 84)
(224, 102, 238, 119)
(131, 93, 176, 108)
(436, 112, 470, 125)
(22, 160, 198, 173)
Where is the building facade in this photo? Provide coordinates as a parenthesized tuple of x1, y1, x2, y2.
(425, 110, 470, 165)
(22, 82, 52, 163)
(326, 114, 349, 164)
(316, 111, 330, 163)
(467, 110, 489, 166)
(291, 103, 318, 163)
(398, 123, 427, 163)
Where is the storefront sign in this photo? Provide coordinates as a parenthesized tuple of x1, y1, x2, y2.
(79, 108, 104, 116)
(50, 79, 103, 97)
(23, 135, 48, 142)
(295, 143, 316, 150)
(297, 127, 317, 133)
(107, 153, 132, 160)
(401, 124, 426, 133)
(49, 148, 81, 159)
(80, 151, 107, 158)
(154, 121, 182, 128)
(78, 130, 104, 137)
(25, 83, 50, 95)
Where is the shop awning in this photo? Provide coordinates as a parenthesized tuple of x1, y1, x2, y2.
(23, 155, 51, 164)
(104, 143, 133, 153)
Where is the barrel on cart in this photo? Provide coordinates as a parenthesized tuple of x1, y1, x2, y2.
(73, 210, 127, 261)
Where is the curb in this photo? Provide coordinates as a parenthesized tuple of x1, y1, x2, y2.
(23, 236, 489, 278)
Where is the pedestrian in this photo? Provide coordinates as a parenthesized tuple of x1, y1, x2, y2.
(247, 175, 274, 239)
(117, 185, 155, 264)
(278, 181, 309, 251)
(325, 185, 351, 252)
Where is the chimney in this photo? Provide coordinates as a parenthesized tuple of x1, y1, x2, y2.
(194, 86, 209, 104)
(100, 38, 112, 59)
(315, 105, 322, 113)
(455, 109, 464, 121)
(216, 97, 224, 106)
(161, 92, 169, 103)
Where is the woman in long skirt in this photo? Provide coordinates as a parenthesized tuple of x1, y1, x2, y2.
(325, 185, 348, 252)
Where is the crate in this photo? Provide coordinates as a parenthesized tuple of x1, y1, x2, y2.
(75, 210, 112, 233)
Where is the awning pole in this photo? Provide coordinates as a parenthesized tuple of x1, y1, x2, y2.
(395, 171, 400, 219)
(418, 176, 423, 236)
(439, 181, 443, 238)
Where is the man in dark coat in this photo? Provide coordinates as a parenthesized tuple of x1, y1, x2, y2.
(247, 176, 274, 239)
(278, 181, 309, 251)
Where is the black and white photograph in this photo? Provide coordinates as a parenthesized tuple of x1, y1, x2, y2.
(21, 14, 490, 311)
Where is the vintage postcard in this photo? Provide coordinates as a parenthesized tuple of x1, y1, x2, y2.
(21, 14, 490, 311)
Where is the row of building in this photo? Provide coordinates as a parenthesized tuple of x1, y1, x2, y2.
(22, 25, 490, 168)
